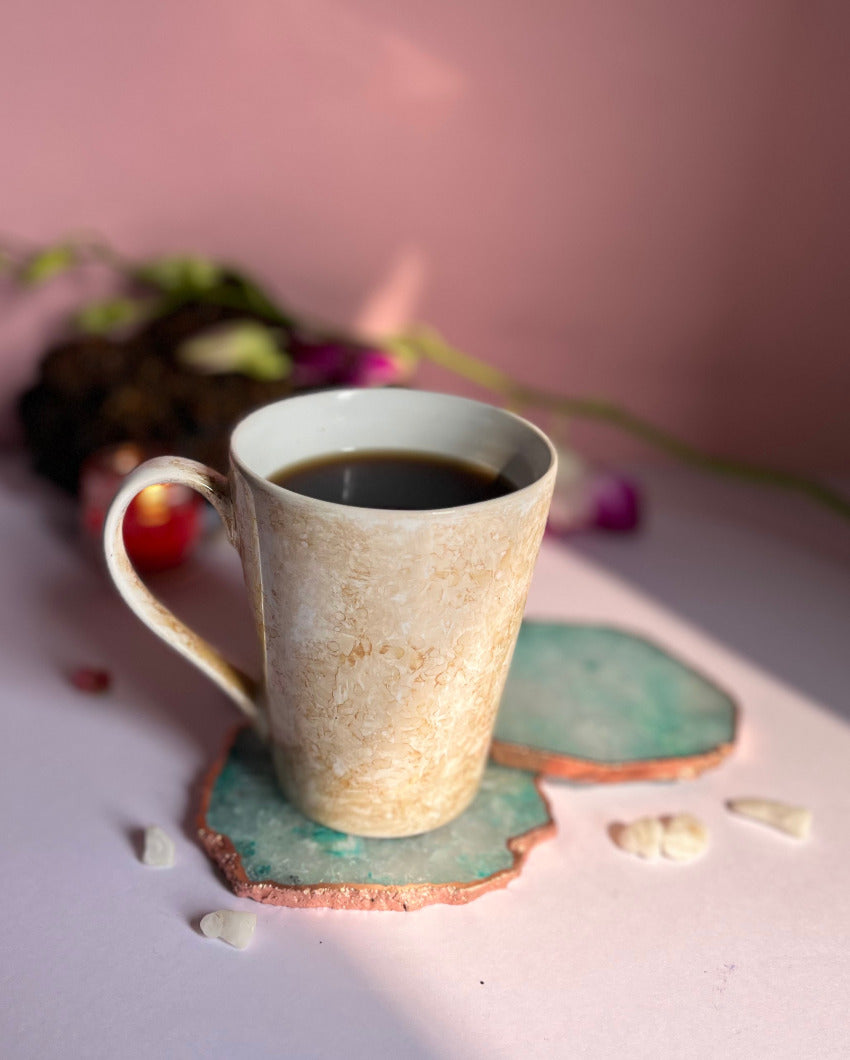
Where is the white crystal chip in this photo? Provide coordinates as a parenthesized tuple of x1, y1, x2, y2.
(141, 825, 175, 868)
(612, 816, 664, 859)
(660, 813, 709, 862)
(200, 910, 257, 950)
(727, 798, 812, 839)
(612, 813, 709, 862)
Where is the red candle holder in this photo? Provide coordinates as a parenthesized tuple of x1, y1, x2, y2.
(80, 443, 203, 572)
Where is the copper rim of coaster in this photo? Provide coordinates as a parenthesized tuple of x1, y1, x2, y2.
(488, 737, 736, 783)
(197, 725, 556, 912)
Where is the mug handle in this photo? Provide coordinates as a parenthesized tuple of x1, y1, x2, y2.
(103, 456, 266, 736)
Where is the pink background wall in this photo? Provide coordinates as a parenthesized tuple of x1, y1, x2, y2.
(1, 0, 848, 468)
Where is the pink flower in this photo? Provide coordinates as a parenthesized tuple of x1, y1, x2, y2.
(546, 446, 642, 536)
(289, 343, 350, 388)
(338, 348, 410, 387)
(290, 341, 415, 389)
(589, 473, 642, 532)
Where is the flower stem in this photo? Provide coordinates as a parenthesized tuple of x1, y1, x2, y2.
(400, 325, 850, 521)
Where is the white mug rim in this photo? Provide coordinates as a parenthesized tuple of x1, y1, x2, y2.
(229, 388, 557, 517)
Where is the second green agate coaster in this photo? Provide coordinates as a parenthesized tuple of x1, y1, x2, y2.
(491, 622, 738, 782)
(198, 727, 555, 911)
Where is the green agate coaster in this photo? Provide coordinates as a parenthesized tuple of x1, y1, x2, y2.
(198, 727, 554, 911)
(491, 622, 738, 782)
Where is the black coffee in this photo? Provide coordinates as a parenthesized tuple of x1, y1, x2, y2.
(269, 450, 518, 510)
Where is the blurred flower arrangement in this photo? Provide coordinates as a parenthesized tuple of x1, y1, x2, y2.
(7, 235, 848, 559)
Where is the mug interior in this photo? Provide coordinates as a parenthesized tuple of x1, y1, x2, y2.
(231, 388, 554, 498)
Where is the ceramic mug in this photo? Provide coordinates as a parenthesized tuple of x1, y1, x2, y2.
(104, 389, 556, 837)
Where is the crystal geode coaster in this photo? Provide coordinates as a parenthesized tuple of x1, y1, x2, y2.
(491, 622, 738, 782)
(198, 727, 554, 911)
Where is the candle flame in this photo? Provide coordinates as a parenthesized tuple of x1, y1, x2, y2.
(133, 484, 171, 527)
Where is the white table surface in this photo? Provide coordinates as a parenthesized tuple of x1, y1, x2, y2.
(2, 456, 848, 1060)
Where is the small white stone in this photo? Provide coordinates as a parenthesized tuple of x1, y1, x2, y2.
(612, 816, 664, 859)
(199, 911, 225, 939)
(727, 798, 812, 839)
(141, 825, 175, 868)
(661, 814, 709, 862)
(200, 910, 257, 949)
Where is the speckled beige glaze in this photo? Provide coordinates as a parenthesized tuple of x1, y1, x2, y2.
(234, 466, 553, 836)
(105, 389, 555, 837)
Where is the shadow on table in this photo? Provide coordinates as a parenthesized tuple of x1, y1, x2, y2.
(7, 463, 442, 1060)
(569, 470, 850, 724)
(47, 556, 270, 851)
(12, 444, 264, 839)
(42, 536, 257, 742)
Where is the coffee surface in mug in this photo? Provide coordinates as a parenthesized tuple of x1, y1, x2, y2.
(269, 450, 518, 510)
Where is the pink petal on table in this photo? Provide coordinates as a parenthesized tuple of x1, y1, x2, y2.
(68, 667, 112, 693)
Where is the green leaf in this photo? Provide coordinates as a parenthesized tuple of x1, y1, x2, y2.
(20, 244, 76, 285)
(381, 336, 420, 378)
(74, 297, 154, 335)
(177, 320, 292, 381)
(135, 255, 222, 294)
(135, 256, 292, 325)
(227, 271, 291, 323)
